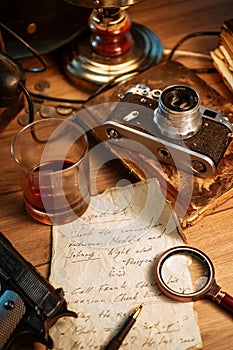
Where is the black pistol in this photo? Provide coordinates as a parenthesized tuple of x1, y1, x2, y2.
(0, 232, 76, 349)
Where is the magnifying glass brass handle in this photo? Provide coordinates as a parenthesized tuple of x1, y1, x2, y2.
(215, 291, 233, 314)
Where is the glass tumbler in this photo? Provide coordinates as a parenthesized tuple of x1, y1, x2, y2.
(11, 118, 90, 225)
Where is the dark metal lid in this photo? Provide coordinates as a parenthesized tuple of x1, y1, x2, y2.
(0, 0, 91, 58)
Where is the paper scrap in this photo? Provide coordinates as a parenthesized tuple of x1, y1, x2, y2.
(49, 178, 202, 349)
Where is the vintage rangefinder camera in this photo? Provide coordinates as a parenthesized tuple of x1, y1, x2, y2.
(96, 84, 233, 177)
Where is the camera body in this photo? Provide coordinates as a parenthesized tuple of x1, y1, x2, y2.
(96, 84, 233, 177)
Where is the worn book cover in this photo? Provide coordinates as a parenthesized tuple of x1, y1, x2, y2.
(80, 60, 233, 228)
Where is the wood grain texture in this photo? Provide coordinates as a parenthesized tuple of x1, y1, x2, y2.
(0, 0, 233, 349)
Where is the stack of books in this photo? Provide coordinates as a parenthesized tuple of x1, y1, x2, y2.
(211, 18, 233, 93)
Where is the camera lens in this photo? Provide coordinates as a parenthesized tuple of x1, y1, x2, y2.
(154, 85, 202, 139)
(162, 85, 198, 112)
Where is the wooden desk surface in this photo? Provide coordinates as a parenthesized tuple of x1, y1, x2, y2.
(1, 0, 232, 349)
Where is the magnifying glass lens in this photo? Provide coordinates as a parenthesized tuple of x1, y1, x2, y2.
(160, 252, 210, 295)
(156, 246, 233, 314)
(156, 247, 215, 302)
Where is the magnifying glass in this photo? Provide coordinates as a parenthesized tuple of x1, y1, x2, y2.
(155, 246, 233, 314)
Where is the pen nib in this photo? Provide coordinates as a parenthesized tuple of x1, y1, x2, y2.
(131, 304, 142, 320)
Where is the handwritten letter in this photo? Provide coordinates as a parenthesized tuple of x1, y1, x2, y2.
(49, 179, 202, 349)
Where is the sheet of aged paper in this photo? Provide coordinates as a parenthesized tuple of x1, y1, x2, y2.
(49, 178, 202, 350)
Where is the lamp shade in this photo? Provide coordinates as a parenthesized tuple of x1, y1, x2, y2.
(66, 0, 143, 8)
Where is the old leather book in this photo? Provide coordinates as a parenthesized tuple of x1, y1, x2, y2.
(81, 60, 233, 227)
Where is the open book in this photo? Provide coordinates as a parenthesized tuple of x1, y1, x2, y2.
(49, 178, 202, 349)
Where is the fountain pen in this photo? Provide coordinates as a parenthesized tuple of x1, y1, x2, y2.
(104, 304, 142, 350)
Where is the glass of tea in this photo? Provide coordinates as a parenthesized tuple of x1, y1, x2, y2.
(11, 118, 90, 225)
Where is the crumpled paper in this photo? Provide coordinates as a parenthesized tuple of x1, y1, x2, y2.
(49, 178, 202, 350)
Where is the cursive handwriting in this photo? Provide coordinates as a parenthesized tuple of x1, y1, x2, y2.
(50, 180, 202, 349)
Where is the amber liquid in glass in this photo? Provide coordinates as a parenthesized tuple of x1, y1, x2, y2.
(22, 160, 88, 225)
